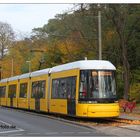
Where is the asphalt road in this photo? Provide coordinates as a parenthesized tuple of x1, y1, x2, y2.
(0, 107, 109, 137)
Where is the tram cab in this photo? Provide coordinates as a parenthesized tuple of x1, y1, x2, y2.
(50, 60, 119, 118)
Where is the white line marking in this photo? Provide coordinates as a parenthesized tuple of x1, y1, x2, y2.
(9, 133, 23, 136)
(45, 132, 59, 135)
(0, 119, 25, 134)
(62, 132, 74, 134)
(28, 133, 40, 135)
(0, 129, 24, 134)
(78, 131, 90, 134)
(0, 120, 12, 126)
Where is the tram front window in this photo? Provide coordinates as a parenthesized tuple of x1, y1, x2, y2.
(79, 70, 117, 102)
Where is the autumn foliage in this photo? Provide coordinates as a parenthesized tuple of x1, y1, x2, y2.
(0, 4, 140, 102)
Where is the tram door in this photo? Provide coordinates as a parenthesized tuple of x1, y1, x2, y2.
(9, 85, 16, 107)
(35, 95, 40, 111)
(32, 81, 40, 112)
(33, 80, 45, 112)
(10, 97, 13, 107)
(67, 77, 76, 116)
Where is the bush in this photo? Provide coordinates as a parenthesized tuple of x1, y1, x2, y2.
(130, 83, 140, 102)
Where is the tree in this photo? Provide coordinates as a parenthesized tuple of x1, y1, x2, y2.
(105, 4, 140, 100)
(2, 4, 138, 101)
(0, 22, 14, 59)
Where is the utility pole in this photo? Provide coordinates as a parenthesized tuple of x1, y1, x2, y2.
(11, 58, 14, 77)
(98, 4, 102, 60)
(26, 61, 31, 73)
(0, 66, 2, 80)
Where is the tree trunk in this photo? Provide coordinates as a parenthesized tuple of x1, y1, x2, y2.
(121, 35, 130, 100)
(123, 56, 130, 100)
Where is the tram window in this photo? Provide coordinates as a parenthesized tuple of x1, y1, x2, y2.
(71, 77, 76, 99)
(59, 79, 67, 99)
(39, 81, 46, 98)
(20, 83, 27, 98)
(8, 85, 16, 98)
(32, 82, 37, 98)
(52, 79, 60, 98)
(0, 86, 6, 98)
(52, 76, 76, 99)
(31, 80, 46, 99)
(79, 70, 116, 101)
(79, 71, 88, 99)
(92, 71, 99, 98)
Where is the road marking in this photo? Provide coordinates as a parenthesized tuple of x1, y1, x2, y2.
(0, 129, 24, 134)
(0, 119, 25, 134)
(28, 133, 41, 135)
(78, 131, 91, 134)
(61, 132, 74, 134)
(9, 133, 23, 136)
(45, 132, 59, 135)
(0, 120, 13, 126)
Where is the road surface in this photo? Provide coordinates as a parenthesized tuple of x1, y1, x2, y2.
(0, 107, 109, 137)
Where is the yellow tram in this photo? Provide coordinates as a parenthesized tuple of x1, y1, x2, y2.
(0, 60, 120, 118)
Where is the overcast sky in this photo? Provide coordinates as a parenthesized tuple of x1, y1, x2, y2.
(0, 4, 74, 37)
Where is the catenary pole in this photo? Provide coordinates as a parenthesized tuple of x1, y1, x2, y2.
(98, 4, 102, 60)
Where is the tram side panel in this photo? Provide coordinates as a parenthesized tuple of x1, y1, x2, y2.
(49, 69, 79, 116)
(18, 78, 30, 109)
(0, 82, 2, 106)
(0, 83, 7, 106)
(30, 75, 48, 112)
(7, 80, 19, 108)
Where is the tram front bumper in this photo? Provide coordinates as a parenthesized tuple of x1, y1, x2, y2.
(87, 104, 120, 118)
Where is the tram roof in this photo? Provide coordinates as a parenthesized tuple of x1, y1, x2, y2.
(8, 75, 19, 82)
(18, 73, 31, 79)
(0, 60, 116, 82)
(30, 68, 50, 77)
(0, 78, 9, 83)
(51, 60, 116, 73)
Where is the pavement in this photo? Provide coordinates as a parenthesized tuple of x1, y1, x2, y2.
(0, 106, 140, 137)
(90, 113, 140, 137)
(119, 113, 140, 120)
(90, 125, 140, 137)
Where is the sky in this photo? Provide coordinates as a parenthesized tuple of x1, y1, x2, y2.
(0, 4, 74, 38)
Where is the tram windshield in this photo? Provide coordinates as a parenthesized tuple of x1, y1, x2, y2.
(79, 70, 117, 102)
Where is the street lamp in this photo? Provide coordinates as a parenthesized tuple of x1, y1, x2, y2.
(26, 60, 31, 73)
